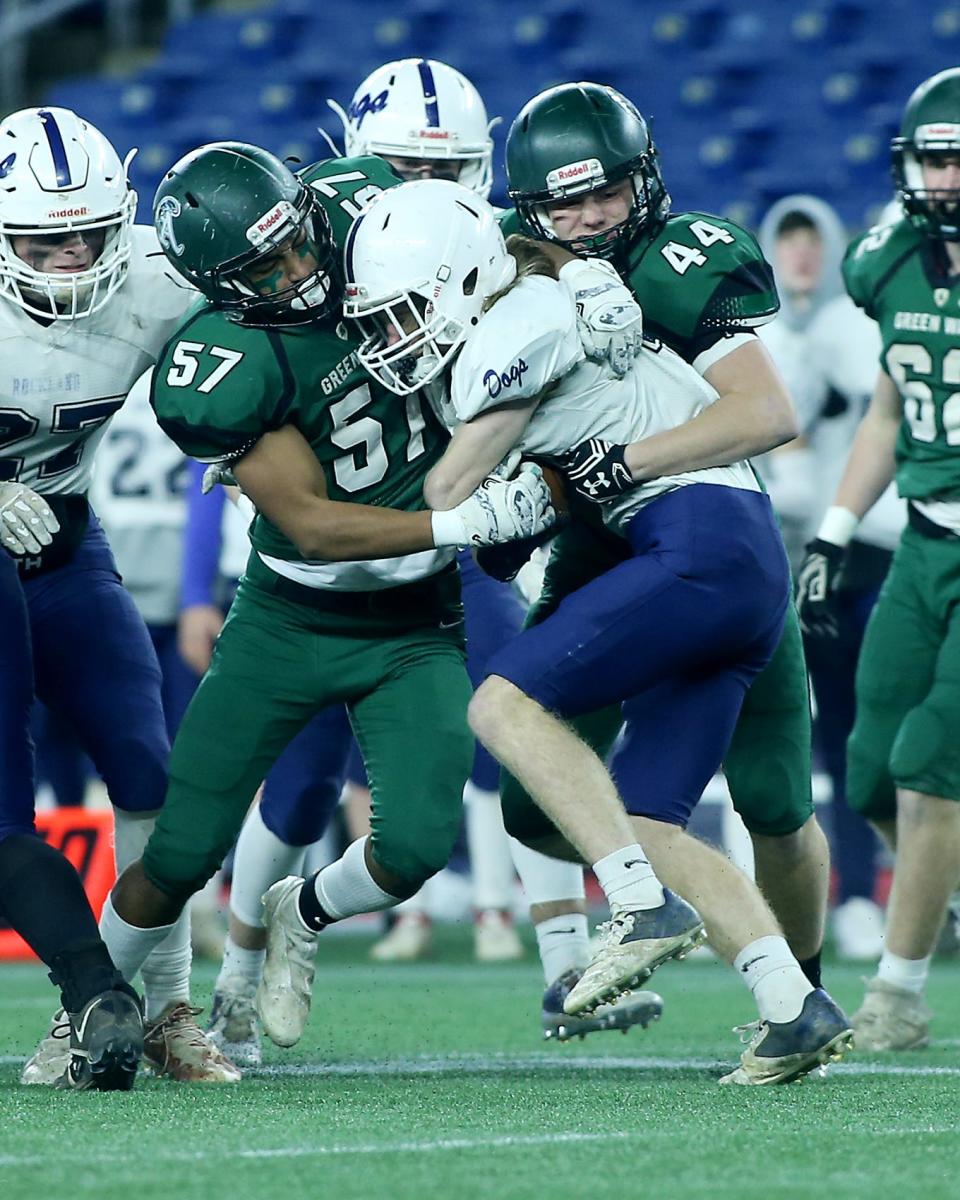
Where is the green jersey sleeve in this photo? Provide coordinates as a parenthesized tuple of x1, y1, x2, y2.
(842, 219, 922, 321)
(625, 212, 779, 363)
(150, 307, 291, 463)
(301, 155, 402, 247)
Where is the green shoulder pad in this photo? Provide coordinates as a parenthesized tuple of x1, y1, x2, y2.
(627, 212, 779, 359)
(150, 306, 290, 462)
(842, 217, 923, 319)
(301, 155, 402, 248)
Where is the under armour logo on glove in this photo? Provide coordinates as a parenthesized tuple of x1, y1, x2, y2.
(553, 438, 633, 504)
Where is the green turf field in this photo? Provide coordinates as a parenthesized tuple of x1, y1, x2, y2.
(1, 929, 958, 1200)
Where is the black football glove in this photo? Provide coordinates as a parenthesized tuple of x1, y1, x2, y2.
(473, 526, 558, 583)
(552, 438, 633, 503)
(795, 538, 847, 639)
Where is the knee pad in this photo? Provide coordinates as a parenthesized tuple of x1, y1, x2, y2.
(847, 721, 897, 822)
(890, 686, 960, 801)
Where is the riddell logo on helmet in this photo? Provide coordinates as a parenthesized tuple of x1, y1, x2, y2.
(47, 206, 89, 218)
(246, 201, 298, 246)
(546, 158, 604, 190)
(412, 129, 452, 140)
(917, 122, 960, 143)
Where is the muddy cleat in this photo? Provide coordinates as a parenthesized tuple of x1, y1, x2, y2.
(563, 889, 705, 1016)
(21, 1009, 71, 1085)
(144, 1002, 241, 1083)
(207, 977, 262, 1066)
(257, 876, 319, 1047)
(719, 988, 854, 1085)
(852, 976, 931, 1051)
(543, 968, 663, 1041)
(370, 912, 432, 962)
(474, 909, 525, 963)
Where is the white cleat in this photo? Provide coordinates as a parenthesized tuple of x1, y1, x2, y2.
(852, 976, 931, 1051)
(370, 913, 432, 962)
(474, 909, 525, 963)
(257, 876, 319, 1047)
(20, 1009, 70, 1085)
(144, 1002, 241, 1083)
(207, 976, 262, 1066)
(563, 889, 705, 1016)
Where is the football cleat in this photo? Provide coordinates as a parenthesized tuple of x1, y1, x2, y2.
(719, 988, 854, 1085)
(370, 912, 432, 962)
(21, 1009, 71, 1085)
(257, 876, 319, 1047)
(852, 976, 932, 1051)
(55, 985, 143, 1091)
(474, 909, 525, 963)
(143, 1002, 241, 1083)
(207, 977, 262, 1066)
(542, 968, 663, 1041)
(563, 889, 705, 1016)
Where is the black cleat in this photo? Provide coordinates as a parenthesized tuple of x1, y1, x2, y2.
(55, 984, 144, 1092)
(720, 988, 855, 1085)
(542, 968, 664, 1041)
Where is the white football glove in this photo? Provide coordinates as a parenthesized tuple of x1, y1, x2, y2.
(0, 482, 60, 556)
(432, 463, 557, 548)
(560, 258, 644, 378)
(200, 461, 238, 495)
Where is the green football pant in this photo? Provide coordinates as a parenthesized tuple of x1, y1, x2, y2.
(500, 520, 813, 843)
(143, 577, 474, 904)
(848, 524, 960, 820)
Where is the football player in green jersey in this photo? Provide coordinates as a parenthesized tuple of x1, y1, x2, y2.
(797, 68, 960, 1051)
(94, 141, 558, 1065)
(497, 82, 830, 1002)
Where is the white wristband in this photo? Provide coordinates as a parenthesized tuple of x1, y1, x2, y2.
(818, 505, 859, 548)
(430, 507, 467, 548)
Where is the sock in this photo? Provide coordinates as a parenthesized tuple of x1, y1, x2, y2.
(734, 935, 814, 1024)
(230, 802, 306, 929)
(592, 844, 664, 911)
(535, 914, 590, 986)
(216, 936, 266, 989)
(99, 893, 176, 984)
(509, 837, 586, 906)
(798, 951, 822, 989)
(463, 781, 515, 911)
(140, 907, 192, 1021)
(313, 836, 402, 922)
(112, 808, 158, 872)
(877, 949, 931, 995)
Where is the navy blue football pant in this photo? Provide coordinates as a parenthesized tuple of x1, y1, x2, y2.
(0, 550, 37, 843)
(805, 585, 883, 902)
(259, 550, 525, 845)
(19, 516, 169, 818)
(489, 485, 791, 832)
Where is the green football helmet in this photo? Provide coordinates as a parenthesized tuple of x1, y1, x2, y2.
(892, 68, 960, 241)
(506, 82, 670, 259)
(153, 141, 341, 323)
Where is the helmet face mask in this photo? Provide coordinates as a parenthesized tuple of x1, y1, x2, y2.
(154, 143, 342, 326)
(0, 107, 136, 320)
(893, 68, 960, 241)
(343, 179, 517, 395)
(506, 83, 670, 260)
(332, 58, 495, 199)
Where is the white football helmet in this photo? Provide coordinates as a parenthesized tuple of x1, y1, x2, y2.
(329, 59, 495, 198)
(0, 107, 137, 320)
(343, 179, 516, 395)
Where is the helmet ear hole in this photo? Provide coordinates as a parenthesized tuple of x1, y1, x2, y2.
(462, 266, 478, 296)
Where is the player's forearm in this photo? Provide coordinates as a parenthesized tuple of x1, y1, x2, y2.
(832, 408, 899, 523)
(624, 388, 797, 481)
(274, 499, 438, 562)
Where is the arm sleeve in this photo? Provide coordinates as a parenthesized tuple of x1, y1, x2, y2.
(179, 460, 225, 610)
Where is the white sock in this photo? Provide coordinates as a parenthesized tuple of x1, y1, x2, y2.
(313, 836, 401, 921)
(592, 844, 664, 911)
(140, 908, 192, 1021)
(99, 894, 175, 984)
(463, 781, 515, 911)
(112, 808, 158, 872)
(509, 837, 586, 906)
(535, 914, 590, 985)
(877, 949, 931, 995)
(230, 802, 306, 929)
(734, 935, 814, 1024)
(216, 936, 266, 990)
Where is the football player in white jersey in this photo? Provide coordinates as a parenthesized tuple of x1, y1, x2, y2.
(325, 179, 856, 1085)
(0, 107, 237, 1084)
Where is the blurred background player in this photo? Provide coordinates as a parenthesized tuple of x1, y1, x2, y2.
(757, 194, 903, 962)
(0, 106, 234, 1085)
(798, 68, 960, 1051)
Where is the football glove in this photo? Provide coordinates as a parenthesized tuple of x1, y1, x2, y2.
(0, 482, 60, 556)
(795, 538, 847, 639)
(200, 461, 238, 495)
(431, 463, 557, 548)
(474, 526, 558, 583)
(559, 258, 643, 378)
(553, 438, 633, 503)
